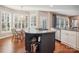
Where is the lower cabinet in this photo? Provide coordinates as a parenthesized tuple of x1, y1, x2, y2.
(61, 30, 69, 46)
(68, 31, 76, 48)
(56, 29, 79, 50)
(61, 30, 76, 49)
(55, 29, 61, 41)
(76, 32, 79, 49)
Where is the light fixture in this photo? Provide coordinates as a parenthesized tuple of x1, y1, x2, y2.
(20, 5, 23, 8)
(21, 15, 24, 18)
(20, 5, 24, 10)
(49, 5, 53, 8)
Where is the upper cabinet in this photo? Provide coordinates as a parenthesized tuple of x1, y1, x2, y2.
(70, 16, 79, 31)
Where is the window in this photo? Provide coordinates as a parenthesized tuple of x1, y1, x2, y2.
(15, 16, 18, 29)
(6, 13, 10, 31)
(1, 12, 6, 31)
(1, 12, 11, 32)
(22, 20, 25, 28)
(0, 11, 28, 33)
(14, 15, 27, 30)
(56, 17, 59, 28)
(40, 16, 47, 29)
(19, 20, 21, 28)
(56, 15, 68, 29)
(25, 16, 28, 28)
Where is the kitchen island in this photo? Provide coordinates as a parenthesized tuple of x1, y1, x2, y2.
(25, 30, 55, 53)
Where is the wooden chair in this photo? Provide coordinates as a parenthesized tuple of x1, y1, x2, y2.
(19, 29, 25, 42)
(11, 29, 21, 43)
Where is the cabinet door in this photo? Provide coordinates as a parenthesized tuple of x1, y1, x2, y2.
(40, 33, 55, 53)
(61, 30, 76, 48)
(61, 30, 67, 44)
(63, 31, 76, 48)
(55, 30, 61, 41)
(68, 32, 76, 48)
(77, 32, 79, 49)
(61, 30, 70, 46)
(55, 30, 58, 39)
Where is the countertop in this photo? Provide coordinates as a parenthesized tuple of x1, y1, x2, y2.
(24, 30, 56, 34)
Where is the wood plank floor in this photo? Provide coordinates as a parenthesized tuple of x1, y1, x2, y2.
(0, 37, 25, 53)
(54, 40, 79, 53)
(0, 37, 79, 53)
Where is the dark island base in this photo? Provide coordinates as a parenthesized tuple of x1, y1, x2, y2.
(25, 32, 55, 53)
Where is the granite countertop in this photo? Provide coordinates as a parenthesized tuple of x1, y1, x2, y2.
(25, 30, 56, 34)
(62, 29, 79, 32)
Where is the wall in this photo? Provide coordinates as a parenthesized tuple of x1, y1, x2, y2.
(0, 6, 53, 33)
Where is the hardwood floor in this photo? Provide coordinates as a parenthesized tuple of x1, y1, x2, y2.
(54, 40, 79, 53)
(0, 37, 79, 53)
(0, 37, 25, 53)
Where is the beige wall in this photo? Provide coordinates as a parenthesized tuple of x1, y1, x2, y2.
(48, 12, 53, 30)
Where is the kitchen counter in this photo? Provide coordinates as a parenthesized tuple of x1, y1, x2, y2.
(24, 29, 56, 34)
(59, 28, 79, 32)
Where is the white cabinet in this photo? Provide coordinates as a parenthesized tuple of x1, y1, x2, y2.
(61, 30, 76, 48)
(55, 29, 61, 41)
(68, 31, 76, 48)
(76, 32, 79, 49)
(61, 30, 69, 45)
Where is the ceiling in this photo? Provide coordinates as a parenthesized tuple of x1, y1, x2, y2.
(4, 5, 79, 16)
